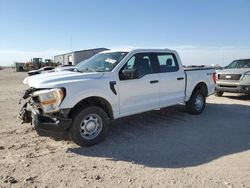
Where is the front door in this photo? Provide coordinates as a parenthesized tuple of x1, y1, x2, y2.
(118, 53, 160, 117)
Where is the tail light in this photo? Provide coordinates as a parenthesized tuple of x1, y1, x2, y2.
(212, 72, 216, 84)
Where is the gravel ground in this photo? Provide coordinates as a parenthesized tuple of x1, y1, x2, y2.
(0, 68, 250, 188)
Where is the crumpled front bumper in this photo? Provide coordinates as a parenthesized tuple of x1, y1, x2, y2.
(19, 88, 72, 132)
(31, 110, 72, 132)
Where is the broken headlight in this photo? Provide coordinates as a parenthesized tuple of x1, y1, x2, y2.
(32, 88, 65, 113)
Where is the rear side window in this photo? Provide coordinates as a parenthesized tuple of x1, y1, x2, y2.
(157, 53, 179, 72)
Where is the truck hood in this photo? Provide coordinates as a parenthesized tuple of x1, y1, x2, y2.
(23, 71, 104, 88)
(217, 68, 250, 75)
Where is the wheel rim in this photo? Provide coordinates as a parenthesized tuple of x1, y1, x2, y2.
(195, 94, 204, 111)
(79, 114, 102, 140)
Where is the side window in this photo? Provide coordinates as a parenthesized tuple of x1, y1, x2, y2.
(119, 53, 154, 80)
(127, 56, 135, 69)
(157, 54, 179, 72)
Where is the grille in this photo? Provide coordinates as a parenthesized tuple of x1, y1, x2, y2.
(218, 74, 241, 80)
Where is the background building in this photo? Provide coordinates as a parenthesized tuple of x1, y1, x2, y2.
(54, 48, 108, 66)
(15, 62, 25, 72)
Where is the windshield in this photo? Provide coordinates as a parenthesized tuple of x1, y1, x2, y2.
(226, 59, 250, 69)
(76, 52, 128, 72)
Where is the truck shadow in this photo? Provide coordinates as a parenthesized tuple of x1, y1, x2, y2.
(67, 103, 250, 168)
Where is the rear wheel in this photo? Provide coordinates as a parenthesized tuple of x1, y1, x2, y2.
(70, 106, 109, 147)
(186, 90, 206, 115)
(214, 91, 223, 97)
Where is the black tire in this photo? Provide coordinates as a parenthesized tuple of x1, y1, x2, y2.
(214, 91, 223, 97)
(186, 90, 206, 115)
(70, 106, 109, 147)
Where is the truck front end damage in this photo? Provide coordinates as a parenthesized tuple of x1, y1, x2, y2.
(19, 87, 72, 132)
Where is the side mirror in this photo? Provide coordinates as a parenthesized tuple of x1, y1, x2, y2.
(122, 69, 138, 79)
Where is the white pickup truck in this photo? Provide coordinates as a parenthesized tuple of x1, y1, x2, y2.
(20, 49, 215, 146)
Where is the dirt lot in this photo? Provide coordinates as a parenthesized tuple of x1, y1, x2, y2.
(0, 68, 250, 188)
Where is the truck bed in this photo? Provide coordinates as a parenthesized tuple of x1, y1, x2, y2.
(184, 66, 215, 101)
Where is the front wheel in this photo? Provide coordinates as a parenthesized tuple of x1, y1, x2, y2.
(70, 106, 110, 147)
(186, 90, 206, 115)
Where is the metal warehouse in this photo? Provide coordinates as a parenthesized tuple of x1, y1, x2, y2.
(54, 48, 108, 66)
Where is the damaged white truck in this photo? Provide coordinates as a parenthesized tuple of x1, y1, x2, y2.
(19, 49, 215, 146)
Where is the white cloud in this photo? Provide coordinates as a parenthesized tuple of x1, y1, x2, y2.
(0, 46, 250, 67)
(174, 47, 250, 66)
(114, 45, 250, 66)
(112, 45, 250, 66)
(0, 49, 67, 66)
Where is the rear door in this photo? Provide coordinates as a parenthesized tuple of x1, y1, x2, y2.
(156, 53, 185, 107)
(118, 53, 160, 117)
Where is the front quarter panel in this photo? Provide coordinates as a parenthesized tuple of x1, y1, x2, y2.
(59, 75, 119, 119)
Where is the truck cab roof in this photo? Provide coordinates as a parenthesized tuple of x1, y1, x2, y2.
(100, 48, 175, 54)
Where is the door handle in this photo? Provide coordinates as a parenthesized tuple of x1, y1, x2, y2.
(177, 77, 184, 80)
(150, 80, 159, 84)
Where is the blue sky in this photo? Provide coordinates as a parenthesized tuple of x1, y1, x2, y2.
(0, 0, 250, 66)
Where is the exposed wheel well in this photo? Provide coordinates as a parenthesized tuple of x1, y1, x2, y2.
(68, 97, 114, 120)
(193, 82, 208, 97)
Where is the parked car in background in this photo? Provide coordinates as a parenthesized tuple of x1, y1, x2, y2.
(213, 65, 224, 72)
(215, 59, 250, 96)
(20, 49, 215, 146)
